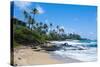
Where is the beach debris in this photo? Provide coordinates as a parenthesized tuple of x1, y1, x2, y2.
(18, 57, 21, 60)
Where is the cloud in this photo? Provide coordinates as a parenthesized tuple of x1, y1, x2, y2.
(36, 5, 45, 14)
(14, 1, 31, 12)
(89, 32, 95, 35)
(60, 26, 64, 29)
(14, 1, 45, 14)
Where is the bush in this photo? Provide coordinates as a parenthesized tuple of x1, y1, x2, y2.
(14, 26, 46, 46)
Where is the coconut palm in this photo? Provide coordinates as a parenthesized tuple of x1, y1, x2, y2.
(59, 28, 64, 34)
(43, 23, 48, 34)
(50, 23, 53, 31)
(31, 18, 35, 30)
(28, 16, 33, 29)
(39, 22, 43, 30)
(61, 28, 64, 33)
(23, 10, 29, 27)
(31, 8, 39, 19)
(36, 23, 39, 27)
(52, 29, 57, 33)
(56, 25, 59, 34)
(23, 10, 28, 20)
(39, 22, 43, 26)
(31, 8, 39, 30)
(43, 24, 48, 29)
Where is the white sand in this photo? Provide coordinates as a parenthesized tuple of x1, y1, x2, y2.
(13, 46, 62, 66)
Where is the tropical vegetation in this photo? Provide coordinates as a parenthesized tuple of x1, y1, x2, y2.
(12, 7, 83, 47)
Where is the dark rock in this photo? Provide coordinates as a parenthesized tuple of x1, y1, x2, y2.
(42, 45, 60, 51)
(32, 47, 37, 49)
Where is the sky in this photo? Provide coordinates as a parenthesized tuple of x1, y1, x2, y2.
(12, 1, 97, 40)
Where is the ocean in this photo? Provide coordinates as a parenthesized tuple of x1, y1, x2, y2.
(51, 40, 97, 62)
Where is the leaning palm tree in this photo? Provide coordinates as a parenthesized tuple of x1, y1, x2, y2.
(31, 8, 39, 30)
(31, 8, 39, 20)
(23, 10, 29, 27)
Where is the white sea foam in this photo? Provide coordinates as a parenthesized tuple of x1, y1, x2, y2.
(52, 40, 97, 62)
(54, 48, 97, 61)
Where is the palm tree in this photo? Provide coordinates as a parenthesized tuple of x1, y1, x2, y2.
(23, 10, 29, 27)
(35, 23, 40, 32)
(31, 8, 39, 20)
(33, 8, 39, 14)
(56, 25, 59, 34)
(23, 10, 34, 30)
(50, 23, 53, 31)
(61, 28, 64, 33)
(52, 29, 56, 33)
(23, 10, 28, 20)
(39, 22, 43, 26)
(36, 23, 39, 27)
(28, 16, 32, 29)
(59, 28, 64, 34)
(31, 8, 39, 30)
(43, 23, 48, 34)
(39, 22, 43, 29)
(31, 18, 35, 30)
(43, 24, 48, 29)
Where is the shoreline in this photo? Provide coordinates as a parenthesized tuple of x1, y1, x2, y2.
(13, 45, 81, 66)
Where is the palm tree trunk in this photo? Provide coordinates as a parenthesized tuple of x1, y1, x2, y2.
(29, 23, 30, 29)
(32, 13, 35, 30)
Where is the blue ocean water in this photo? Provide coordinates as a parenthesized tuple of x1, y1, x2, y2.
(53, 40, 97, 62)
(78, 40, 97, 47)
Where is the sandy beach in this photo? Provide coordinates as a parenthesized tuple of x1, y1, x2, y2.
(13, 46, 62, 66)
(13, 46, 81, 66)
